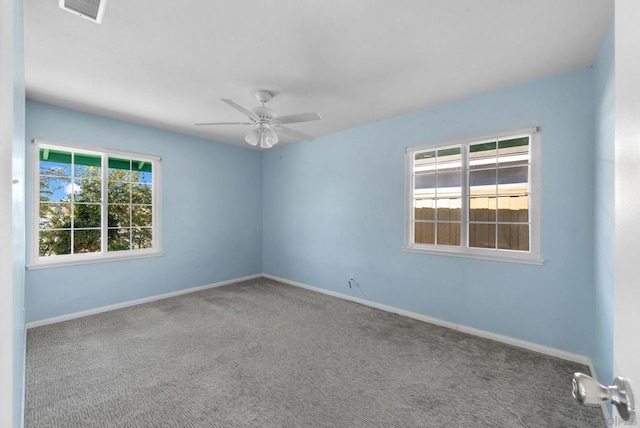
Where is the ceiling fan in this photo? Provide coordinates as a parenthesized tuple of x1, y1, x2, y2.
(195, 90, 322, 149)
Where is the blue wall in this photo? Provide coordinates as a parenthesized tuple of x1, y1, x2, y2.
(263, 68, 596, 356)
(25, 101, 263, 322)
(12, 0, 26, 425)
(592, 21, 614, 385)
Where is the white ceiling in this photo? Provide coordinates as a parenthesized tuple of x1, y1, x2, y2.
(25, 0, 612, 149)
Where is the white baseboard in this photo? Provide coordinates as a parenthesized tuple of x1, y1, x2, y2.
(263, 273, 590, 365)
(27, 271, 592, 368)
(26, 274, 262, 329)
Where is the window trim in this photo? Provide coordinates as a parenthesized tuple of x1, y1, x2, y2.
(404, 126, 543, 265)
(27, 139, 163, 269)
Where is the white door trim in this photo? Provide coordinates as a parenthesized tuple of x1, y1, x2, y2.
(614, 0, 640, 420)
(0, 0, 16, 425)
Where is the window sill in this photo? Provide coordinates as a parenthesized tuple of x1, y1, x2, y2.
(26, 250, 164, 270)
(403, 245, 544, 265)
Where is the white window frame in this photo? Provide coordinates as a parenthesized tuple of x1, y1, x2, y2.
(28, 139, 163, 269)
(404, 126, 543, 265)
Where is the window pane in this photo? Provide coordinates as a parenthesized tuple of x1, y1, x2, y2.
(498, 166, 528, 195)
(436, 171, 461, 192)
(132, 228, 153, 249)
(414, 199, 435, 221)
(39, 229, 72, 256)
(108, 204, 131, 227)
(74, 154, 102, 179)
(469, 223, 496, 249)
(74, 203, 101, 228)
(39, 177, 72, 202)
(135, 170, 153, 184)
(469, 196, 496, 222)
(131, 183, 152, 205)
(497, 195, 529, 223)
(132, 205, 152, 227)
(414, 174, 436, 189)
(108, 181, 130, 204)
(469, 141, 496, 169)
(108, 157, 131, 181)
(108, 228, 131, 251)
(39, 203, 71, 229)
(74, 179, 102, 203)
(74, 229, 101, 254)
(414, 222, 435, 244)
(497, 137, 529, 166)
(436, 147, 461, 168)
(437, 222, 461, 246)
(414, 151, 436, 173)
(498, 136, 529, 150)
(469, 169, 496, 196)
(436, 198, 461, 221)
(39, 148, 72, 177)
(498, 224, 529, 251)
(131, 160, 152, 183)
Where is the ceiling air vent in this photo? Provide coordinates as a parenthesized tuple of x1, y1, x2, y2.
(59, 0, 108, 24)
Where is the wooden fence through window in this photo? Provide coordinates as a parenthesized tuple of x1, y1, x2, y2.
(414, 207, 529, 250)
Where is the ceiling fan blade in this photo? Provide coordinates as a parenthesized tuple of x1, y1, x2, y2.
(272, 112, 322, 124)
(194, 122, 253, 126)
(221, 98, 259, 120)
(274, 125, 315, 142)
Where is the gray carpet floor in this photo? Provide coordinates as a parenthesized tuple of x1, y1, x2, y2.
(26, 278, 604, 427)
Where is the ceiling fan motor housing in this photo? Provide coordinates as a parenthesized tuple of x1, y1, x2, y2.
(252, 106, 275, 124)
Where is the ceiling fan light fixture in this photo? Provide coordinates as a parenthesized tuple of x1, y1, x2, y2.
(244, 129, 260, 146)
(260, 137, 271, 149)
(263, 128, 279, 147)
(259, 131, 274, 149)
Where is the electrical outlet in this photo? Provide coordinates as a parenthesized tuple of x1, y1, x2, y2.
(349, 273, 355, 281)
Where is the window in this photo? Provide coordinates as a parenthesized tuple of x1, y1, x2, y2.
(405, 127, 541, 264)
(30, 139, 162, 268)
